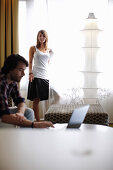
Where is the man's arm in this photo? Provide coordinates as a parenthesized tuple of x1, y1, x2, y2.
(1, 114, 54, 128)
(1, 114, 32, 127)
(12, 102, 27, 122)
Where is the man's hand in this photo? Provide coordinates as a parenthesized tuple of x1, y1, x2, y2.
(15, 113, 26, 122)
(33, 121, 54, 128)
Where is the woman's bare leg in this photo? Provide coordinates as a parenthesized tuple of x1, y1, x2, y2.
(33, 98, 40, 121)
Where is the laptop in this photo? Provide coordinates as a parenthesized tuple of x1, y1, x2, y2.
(67, 105, 89, 128)
(48, 105, 89, 130)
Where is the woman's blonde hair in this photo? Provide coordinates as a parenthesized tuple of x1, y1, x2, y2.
(36, 30, 48, 50)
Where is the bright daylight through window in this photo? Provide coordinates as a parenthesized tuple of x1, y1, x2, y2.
(19, 0, 111, 105)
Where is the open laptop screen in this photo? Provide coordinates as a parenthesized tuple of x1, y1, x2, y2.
(67, 105, 89, 128)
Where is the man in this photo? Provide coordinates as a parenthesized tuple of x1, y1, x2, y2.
(0, 54, 54, 128)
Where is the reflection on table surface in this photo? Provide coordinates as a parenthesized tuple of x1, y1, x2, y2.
(0, 124, 113, 170)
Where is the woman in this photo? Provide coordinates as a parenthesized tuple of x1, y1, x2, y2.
(27, 30, 53, 121)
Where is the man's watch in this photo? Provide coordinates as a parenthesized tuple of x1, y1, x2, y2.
(31, 121, 34, 128)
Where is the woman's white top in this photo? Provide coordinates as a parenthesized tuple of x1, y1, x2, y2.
(33, 47, 52, 79)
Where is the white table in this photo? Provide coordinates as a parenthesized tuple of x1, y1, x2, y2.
(0, 124, 113, 170)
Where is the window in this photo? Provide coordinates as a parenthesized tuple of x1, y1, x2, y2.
(19, 0, 109, 101)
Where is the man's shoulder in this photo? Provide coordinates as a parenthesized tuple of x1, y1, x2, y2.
(0, 72, 17, 88)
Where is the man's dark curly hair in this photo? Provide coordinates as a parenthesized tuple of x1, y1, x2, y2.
(1, 54, 28, 74)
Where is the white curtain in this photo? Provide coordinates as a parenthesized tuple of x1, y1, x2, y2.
(19, 0, 49, 118)
(19, 0, 109, 119)
(98, 0, 113, 123)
